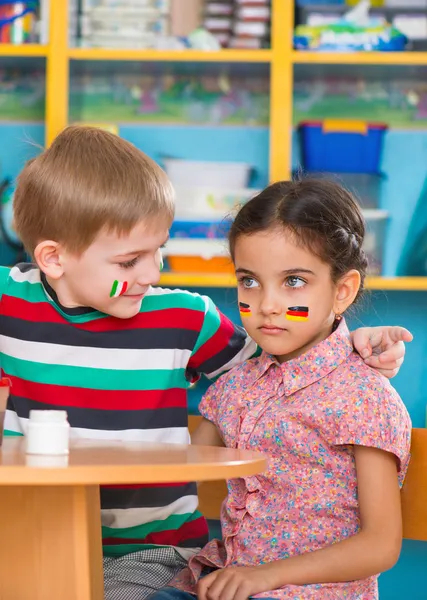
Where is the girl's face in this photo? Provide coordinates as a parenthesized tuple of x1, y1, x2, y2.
(234, 228, 359, 363)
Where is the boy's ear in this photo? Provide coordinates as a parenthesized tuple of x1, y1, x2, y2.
(34, 241, 65, 280)
(333, 269, 361, 315)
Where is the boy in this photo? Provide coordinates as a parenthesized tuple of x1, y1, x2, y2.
(3, 126, 410, 600)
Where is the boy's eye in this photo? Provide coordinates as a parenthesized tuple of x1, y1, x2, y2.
(240, 276, 259, 289)
(286, 276, 306, 288)
(119, 257, 139, 269)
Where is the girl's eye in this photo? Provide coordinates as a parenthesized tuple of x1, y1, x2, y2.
(119, 257, 139, 269)
(286, 276, 306, 288)
(240, 276, 259, 289)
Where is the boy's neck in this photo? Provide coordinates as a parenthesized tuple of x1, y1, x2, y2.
(41, 273, 93, 315)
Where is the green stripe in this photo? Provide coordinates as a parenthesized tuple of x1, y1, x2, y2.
(1, 355, 188, 391)
(102, 510, 202, 541)
(6, 275, 106, 323)
(103, 543, 169, 558)
(4, 429, 24, 437)
(142, 290, 206, 313)
(110, 280, 119, 298)
(191, 296, 220, 354)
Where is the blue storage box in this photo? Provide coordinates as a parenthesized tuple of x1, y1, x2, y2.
(170, 219, 231, 239)
(299, 120, 388, 174)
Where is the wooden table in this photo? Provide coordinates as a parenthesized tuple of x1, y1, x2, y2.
(0, 437, 266, 600)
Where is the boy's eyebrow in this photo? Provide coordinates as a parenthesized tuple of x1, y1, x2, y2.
(114, 235, 170, 258)
(235, 267, 315, 276)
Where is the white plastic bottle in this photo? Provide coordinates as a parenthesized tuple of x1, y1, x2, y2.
(26, 410, 70, 456)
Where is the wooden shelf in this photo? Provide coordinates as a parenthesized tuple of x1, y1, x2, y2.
(292, 51, 427, 66)
(159, 273, 427, 291)
(0, 44, 47, 57)
(68, 48, 272, 63)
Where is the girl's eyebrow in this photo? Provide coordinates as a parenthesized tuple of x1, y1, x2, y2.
(281, 268, 315, 276)
(235, 267, 315, 276)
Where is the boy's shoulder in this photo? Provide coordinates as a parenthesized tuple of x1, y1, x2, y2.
(144, 286, 211, 313)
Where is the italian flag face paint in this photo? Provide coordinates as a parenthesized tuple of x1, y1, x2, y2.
(239, 302, 252, 318)
(110, 280, 128, 298)
(286, 306, 309, 322)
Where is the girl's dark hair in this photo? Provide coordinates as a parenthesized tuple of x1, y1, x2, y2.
(229, 178, 368, 302)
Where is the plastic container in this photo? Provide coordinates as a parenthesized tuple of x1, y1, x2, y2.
(165, 238, 233, 273)
(299, 120, 388, 174)
(364, 210, 389, 275)
(299, 172, 384, 209)
(163, 159, 252, 188)
(26, 410, 70, 456)
(170, 220, 231, 239)
(168, 256, 234, 273)
(173, 186, 256, 221)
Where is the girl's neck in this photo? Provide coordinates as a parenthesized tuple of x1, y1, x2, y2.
(275, 316, 339, 364)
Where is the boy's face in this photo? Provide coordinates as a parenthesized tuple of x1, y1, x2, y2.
(57, 220, 169, 319)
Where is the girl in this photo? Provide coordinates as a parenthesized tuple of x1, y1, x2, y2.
(153, 179, 412, 600)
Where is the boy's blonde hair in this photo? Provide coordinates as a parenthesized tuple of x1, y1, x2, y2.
(13, 125, 175, 255)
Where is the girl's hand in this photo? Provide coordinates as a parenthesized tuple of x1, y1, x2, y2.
(197, 565, 275, 600)
(351, 326, 413, 378)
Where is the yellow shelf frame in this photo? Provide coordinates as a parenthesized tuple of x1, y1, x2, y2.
(0, 44, 47, 57)
(159, 273, 427, 291)
(292, 51, 427, 66)
(2, 1, 426, 289)
(68, 48, 272, 62)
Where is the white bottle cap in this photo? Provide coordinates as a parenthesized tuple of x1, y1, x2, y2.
(29, 410, 68, 424)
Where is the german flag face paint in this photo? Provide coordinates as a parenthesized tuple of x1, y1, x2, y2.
(110, 280, 128, 298)
(286, 306, 309, 322)
(239, 302, 252, 318)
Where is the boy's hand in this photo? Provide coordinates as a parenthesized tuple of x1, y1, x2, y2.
(197, 565, 275, 600)
(351, 326, 413, 378)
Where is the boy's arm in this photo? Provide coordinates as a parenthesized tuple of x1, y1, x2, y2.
(186, 295, 257, 382)
(0, 266, 10, 305)
(197, 446, 402, 600)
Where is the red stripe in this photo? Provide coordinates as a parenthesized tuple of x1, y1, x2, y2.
(188, 310, 234, 370)
(102, 482, 190, 490)
(120, 281, 128, 296)
(1, 296, 204, 332)
(239, 308, 251, 313)
(286, 310, 308, 317)
(8, 376, 187, 411)
(103, 516, 208, 547)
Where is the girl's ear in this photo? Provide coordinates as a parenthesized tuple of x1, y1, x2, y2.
(333, 270, 361, 315)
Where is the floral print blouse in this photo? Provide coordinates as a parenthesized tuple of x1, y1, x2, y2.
(172, 319, 411, 599)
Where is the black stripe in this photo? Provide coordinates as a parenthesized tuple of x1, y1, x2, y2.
(189, 324, 247, 376)
(100, 482, 197, 510)
(178, 534, 209, 549)
(15, 263, 37, 274)
(1, 315, 199, 350)
(9, 395, 188, 431)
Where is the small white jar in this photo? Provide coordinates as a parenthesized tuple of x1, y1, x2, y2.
(26, 410, 70, 456)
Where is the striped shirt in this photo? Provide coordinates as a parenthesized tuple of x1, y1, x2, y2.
(0, 263, 256, 557)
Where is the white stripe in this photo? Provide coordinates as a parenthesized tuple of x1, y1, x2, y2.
(112, 281, 126, 298)
(0, 335, 192, 371)
(10, 266, 41, 285)
(6, 413, 190, 444)
(207, 335, 257, 379)
(101, 495, 199, 529)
